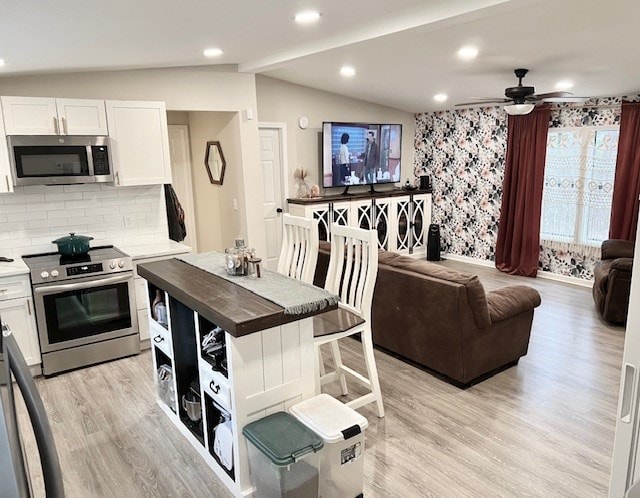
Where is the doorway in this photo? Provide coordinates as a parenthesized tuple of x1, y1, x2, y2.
(168, 125, 198, 250)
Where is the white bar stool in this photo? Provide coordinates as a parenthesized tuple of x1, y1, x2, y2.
(277, 213, 319, 285)
(313, 223, 384, 418)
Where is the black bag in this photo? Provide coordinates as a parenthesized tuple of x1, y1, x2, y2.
(164, 184, 187, 242)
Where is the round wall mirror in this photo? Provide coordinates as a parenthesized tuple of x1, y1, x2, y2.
(204, 141, 226, 185)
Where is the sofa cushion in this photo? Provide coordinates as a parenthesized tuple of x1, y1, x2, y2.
(602, 239, 635, 260)
(594, 259, 612, 295)
(376, 253, 492, 329)
(486, 286, 542, 323)
(611, 257, 633, 272)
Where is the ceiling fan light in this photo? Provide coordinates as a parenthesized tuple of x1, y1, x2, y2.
(504, 103, 535, 115)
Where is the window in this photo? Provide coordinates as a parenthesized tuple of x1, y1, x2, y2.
(540, 127, 619, 249)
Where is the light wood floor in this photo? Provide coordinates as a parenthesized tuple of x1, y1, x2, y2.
(16, 260, 625, 497)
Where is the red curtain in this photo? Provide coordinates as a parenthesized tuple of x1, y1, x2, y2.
(495, 106, 551, 277)
(609, 101, 640, 241)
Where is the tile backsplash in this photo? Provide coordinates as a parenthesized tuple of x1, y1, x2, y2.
(0, 184, 169, 258)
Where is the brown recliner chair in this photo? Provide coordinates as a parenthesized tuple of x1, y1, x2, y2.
(593, 239, 635, 324)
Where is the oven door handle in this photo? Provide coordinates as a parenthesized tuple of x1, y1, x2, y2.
(34, 274, 133, 295)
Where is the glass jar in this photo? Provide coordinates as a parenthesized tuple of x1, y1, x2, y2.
(225, 247, 247, 276)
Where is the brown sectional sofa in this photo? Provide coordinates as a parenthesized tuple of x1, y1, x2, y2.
(315, 242, 541, 386)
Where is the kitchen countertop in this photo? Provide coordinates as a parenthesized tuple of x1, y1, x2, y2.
(119, 240, 191, 260)
(0, 258, 29, 279)
(137, 258, 336, 337)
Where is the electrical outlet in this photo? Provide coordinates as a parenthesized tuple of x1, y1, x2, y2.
(124, 215, 133, 228)
(233, 198, 238, 211)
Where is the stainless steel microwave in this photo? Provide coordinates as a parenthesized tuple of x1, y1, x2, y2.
(7, 135, 113, 186)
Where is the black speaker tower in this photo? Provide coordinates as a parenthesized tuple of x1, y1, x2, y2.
(427, 224, 441, 261)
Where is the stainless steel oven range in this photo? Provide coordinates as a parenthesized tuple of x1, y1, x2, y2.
(23, 246, 139, 375)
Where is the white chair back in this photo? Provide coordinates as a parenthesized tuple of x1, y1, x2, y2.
(277, 214, 319, 284)
(324, 224, 378, 322)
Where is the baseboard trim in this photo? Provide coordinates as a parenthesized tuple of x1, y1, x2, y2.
(536, 270, 593, 288)
(442, 253, 495, 268)
(442, 253, 593, 289)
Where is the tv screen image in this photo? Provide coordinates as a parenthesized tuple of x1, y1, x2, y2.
(322, 122, 402, 188)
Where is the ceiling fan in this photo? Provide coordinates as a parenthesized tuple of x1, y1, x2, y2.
(456, 68, 587, 115)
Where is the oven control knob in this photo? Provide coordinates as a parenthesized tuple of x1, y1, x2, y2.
(50, 270, 59, 277)
(109, 261, 117, 269)
(40, 271, 50, 279)
(118, 260, 125, 268)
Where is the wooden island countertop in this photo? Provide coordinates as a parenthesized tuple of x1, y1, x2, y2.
(137, 258, 336, 337)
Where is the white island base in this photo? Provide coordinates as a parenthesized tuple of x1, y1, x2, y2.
(147, 283, 316, 497)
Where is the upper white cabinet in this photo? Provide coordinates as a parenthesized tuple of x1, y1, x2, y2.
(1, 96, 107, 136)
(106, 100, 172, 186)
(55, 99, 108, 135)
(0, 100, 13, 192)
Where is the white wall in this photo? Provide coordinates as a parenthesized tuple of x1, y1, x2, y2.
(0, 66, 266, 257)
(187, 111, 243, 252)
(0, 184, 167, 259)
(255, 75, 416, 197)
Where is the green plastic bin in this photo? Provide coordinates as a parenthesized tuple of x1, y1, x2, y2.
(243, 411, 324, 497)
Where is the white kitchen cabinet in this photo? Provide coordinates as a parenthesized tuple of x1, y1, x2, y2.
(55, 99, 108, 135)
(0, 100, 13, 192)
(106, 100, 172, 186)
(1, 96, 107, 136)
(0, 297, 40, 367)
(0, 273, 40, 367)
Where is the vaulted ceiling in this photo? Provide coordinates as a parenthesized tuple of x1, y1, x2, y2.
(1, 0, 638, 112)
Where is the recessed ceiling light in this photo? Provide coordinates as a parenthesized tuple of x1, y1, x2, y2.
(203, 48, 223, 58)
(0, 59, 5, 68)
(294, 10, 321, 24)
(555, 80, 574, 91)
(433, 93, 448, 103)
(340, 66, 356, 77)
(457, 46, 479, 61)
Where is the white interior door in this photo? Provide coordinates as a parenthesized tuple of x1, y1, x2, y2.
(610, 214, 640, 497)
(168, 125, 198, 251)
(259, 126, 286, 270)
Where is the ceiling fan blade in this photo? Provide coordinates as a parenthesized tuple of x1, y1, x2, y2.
(455, 99, 512, 107)
(538, 96, 591, 103)
(527, 91, 574, 100)
(467, 97, 512, 102)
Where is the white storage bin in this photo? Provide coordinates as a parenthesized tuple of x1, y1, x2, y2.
(290, 394, 368, 498)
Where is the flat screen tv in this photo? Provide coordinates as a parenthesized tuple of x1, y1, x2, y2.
(322, 122, 402, 191)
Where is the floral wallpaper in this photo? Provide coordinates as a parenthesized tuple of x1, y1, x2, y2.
(414, 107, 507, 261)
(414, 96, 640, 280)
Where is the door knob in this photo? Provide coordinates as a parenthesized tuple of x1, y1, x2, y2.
(276, 208, 283, 213)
